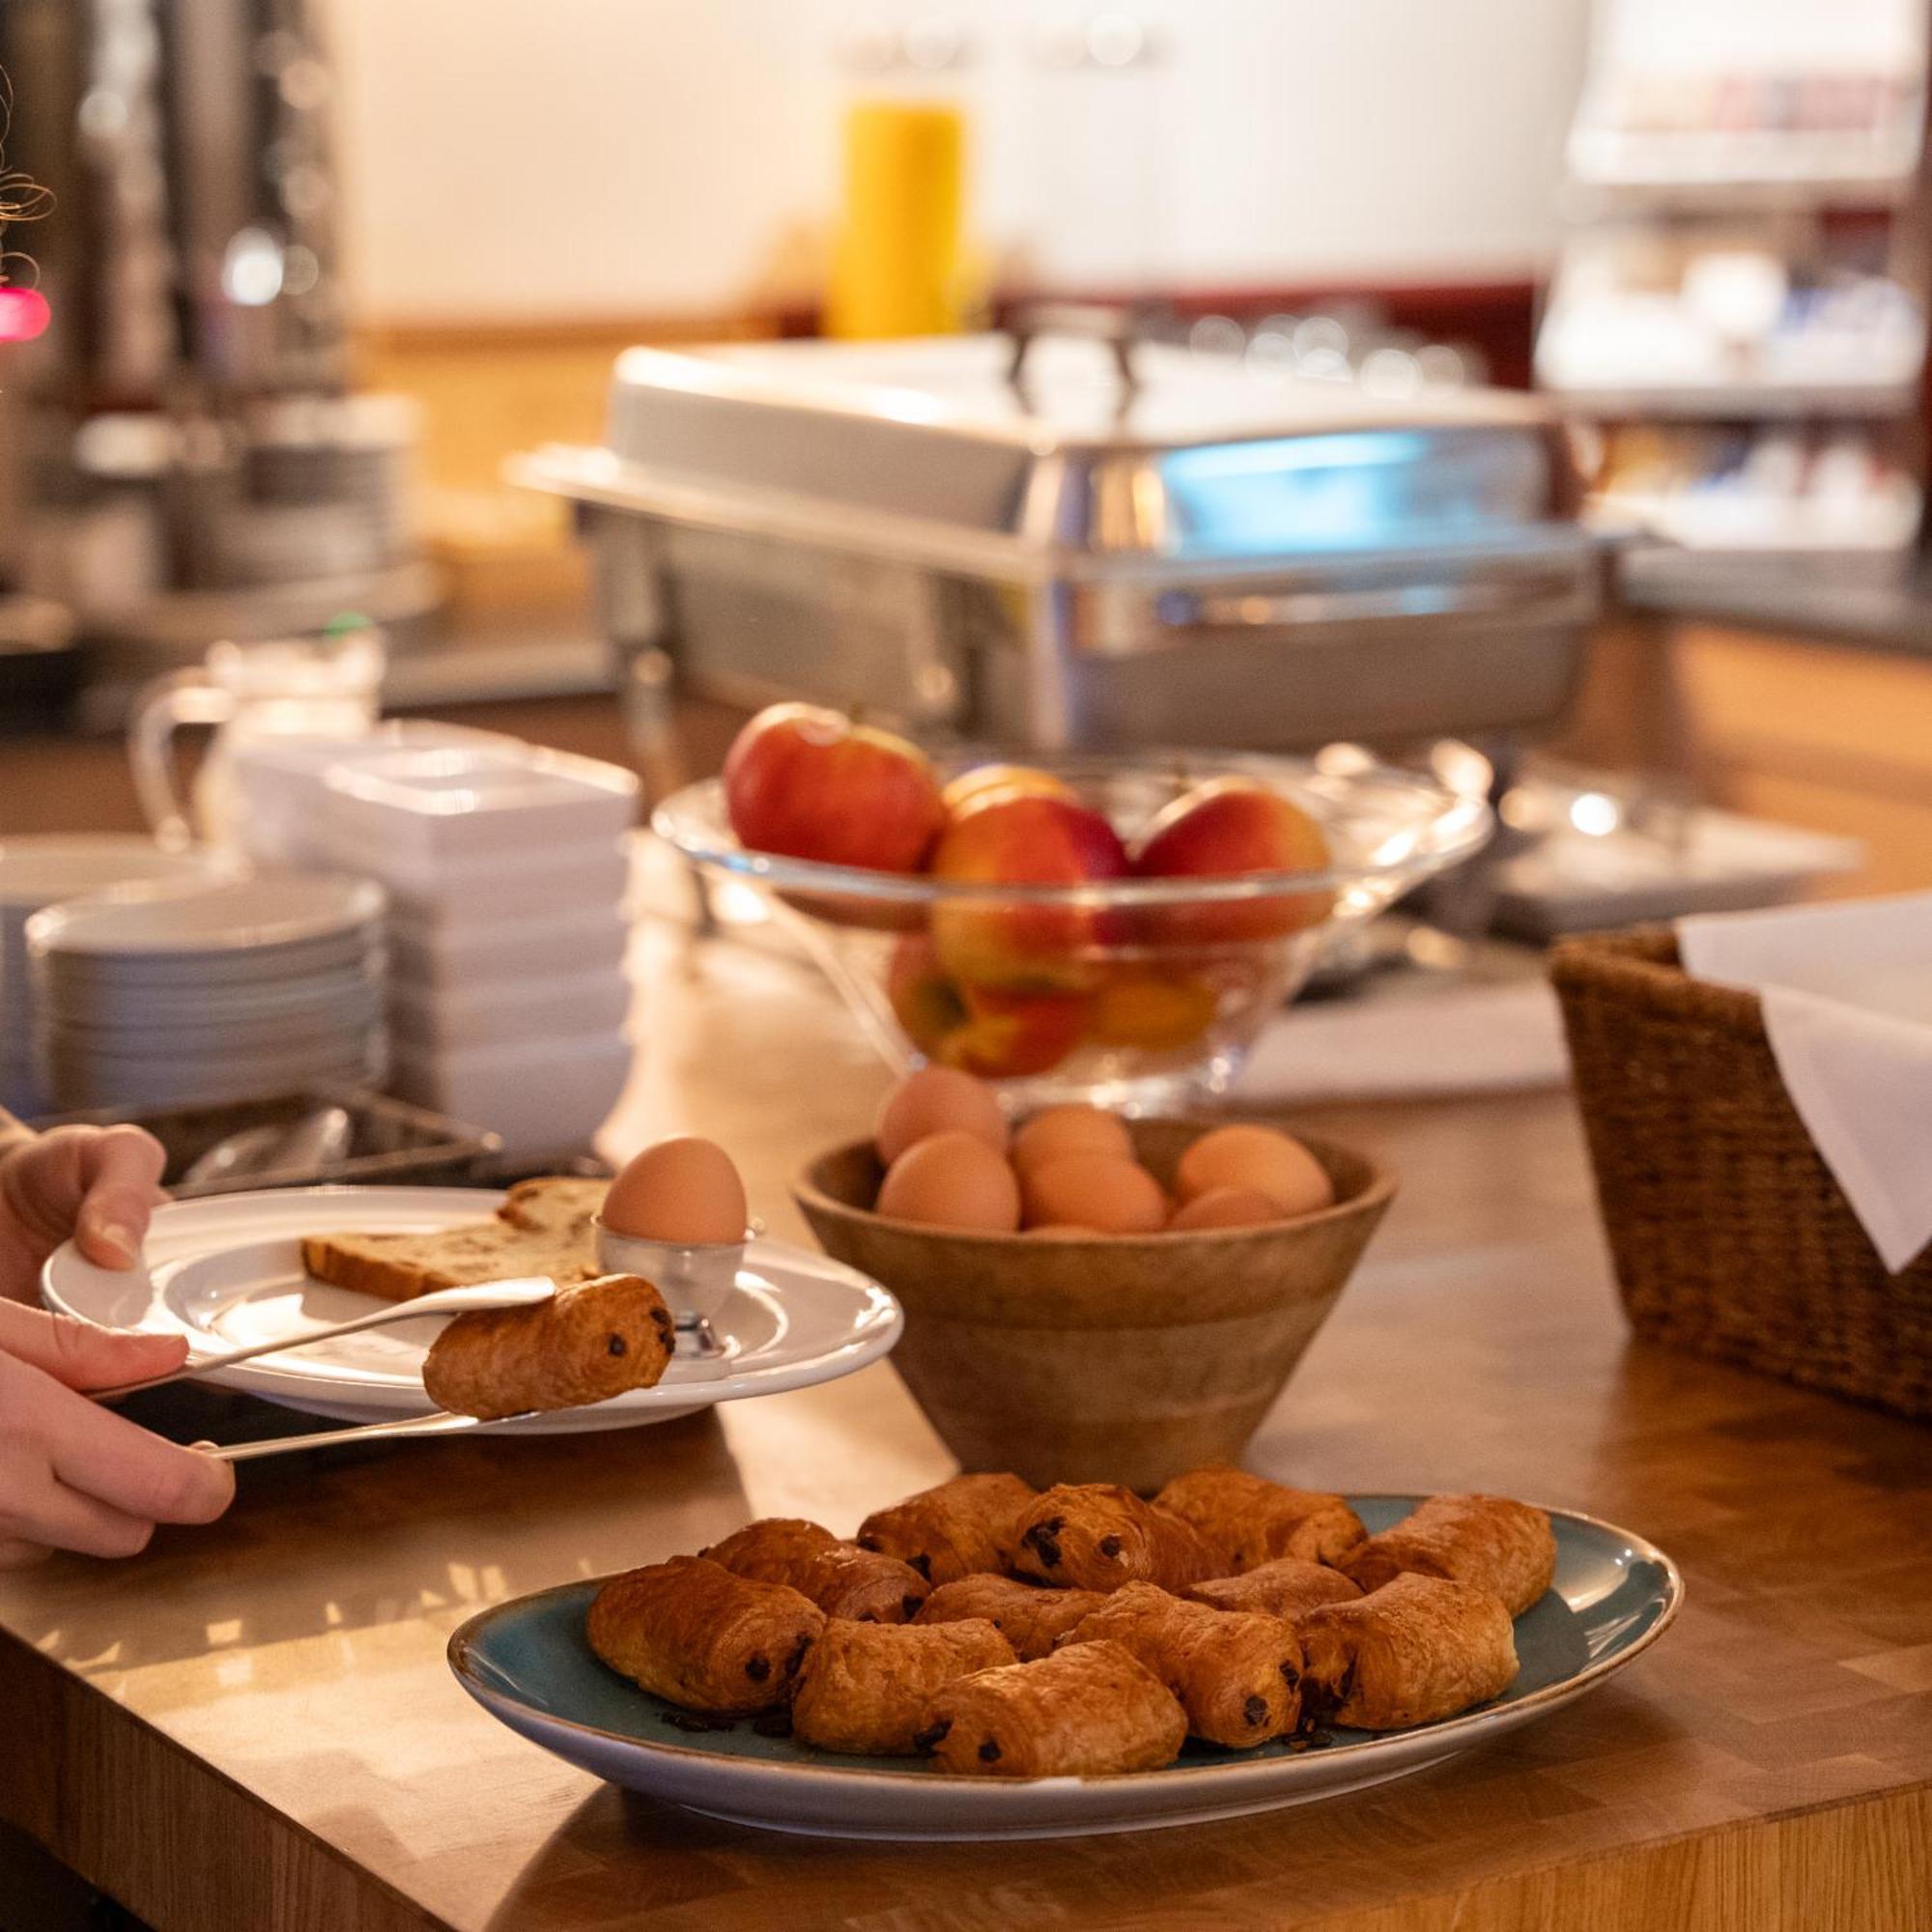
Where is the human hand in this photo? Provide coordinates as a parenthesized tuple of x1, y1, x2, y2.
(0, 1303, 235, 1566)
(0, 1122, 167, 1305)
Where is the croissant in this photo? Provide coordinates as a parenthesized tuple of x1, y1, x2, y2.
(1297, 1573, 1518, 1730)
(791, 1617, 1015, 1755)
(585, 1555, 824, 1715)
(1010, 1485, 1217, 1593)
(422, 1273, 674, 1419)
(1342, 1494, 1556, 1615)
(1185, 1555, 1363, 1620)
(701, 1518, 928, 1623)
(1153, 1465, 1366, 1574)
(856, 1472, 1037, 1584)
(914, 1574, 1109, 1662)
(1063, 1582, 1302, 1747)
(919, 1639, 1186, 1777)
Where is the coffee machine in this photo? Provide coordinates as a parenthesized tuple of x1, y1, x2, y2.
(0, 0, 437, 721)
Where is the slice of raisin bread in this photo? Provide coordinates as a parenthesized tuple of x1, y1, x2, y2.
(300, 1177, 610, 1302)
(497, 1177, 609, 1238)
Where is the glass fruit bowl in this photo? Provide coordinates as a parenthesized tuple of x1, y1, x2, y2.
(653, 751, 1492, 1111)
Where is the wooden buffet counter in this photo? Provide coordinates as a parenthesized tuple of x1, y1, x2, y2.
(1, 919, 1928, 1932)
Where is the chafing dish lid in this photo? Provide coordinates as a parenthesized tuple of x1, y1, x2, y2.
(522, 333, 1584, 579)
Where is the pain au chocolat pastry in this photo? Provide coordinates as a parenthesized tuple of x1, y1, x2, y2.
(586, 1555, 824, 1714)
(1341, 1494, 1557, 1615)
(1153, 1465, 1366, 1574)
(1296, 1573, 1518, 1730)
(1010, 1484, 1217, 1593)
(422, 1273, 673, 1419)
(919, 1639, 1186, 1777)
(1064, 1582, 1302, 1747)
(914, 1575, 1109, 1662)
(791, 1617, 1015, 1755)
(1185, 1555, 1363, 1620)
(700, 1519, 928, 1624)
(856, 1472, 1037, 1585)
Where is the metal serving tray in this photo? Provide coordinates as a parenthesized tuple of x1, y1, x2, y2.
(31, 1085, 501, 1199)
(514, 330, 1604, 754)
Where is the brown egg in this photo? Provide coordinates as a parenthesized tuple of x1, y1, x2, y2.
(1175, 1124, 1333, 1217)
(1167, 1185, 1280, 1232)
(603, 1136, 748, 1245)
(1021, 1153, 1166, 1236)
(1022, 1224, 1097, 1238)
(1011, 1104, 1134, 1177)
(876, 1131, 1022, 1233)
(875, 1065, 1009, 1167)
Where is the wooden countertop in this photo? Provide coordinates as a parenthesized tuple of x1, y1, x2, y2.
(2, 924, 1929, 1932)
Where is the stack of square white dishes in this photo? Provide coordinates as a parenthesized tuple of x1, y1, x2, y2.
(27, 875, 389, 1112)
(0, 838, 234, 1115)
(222, 719, 518, 872)
(312, 743, 639, 1157)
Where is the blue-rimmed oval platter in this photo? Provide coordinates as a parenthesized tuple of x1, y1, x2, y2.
(448, 1494, 1680, 1839)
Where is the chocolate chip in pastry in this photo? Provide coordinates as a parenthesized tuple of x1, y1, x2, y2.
(701, 1518, 928, 1623)
(918, 1639, 1186, 1777)
(1341, 1494, 1556, 1615)
(791, 1617, 1015, 1755)
(914, 1574, 1109, 1662)
(1185, 1555, 1363, 1620)
(1063, 1582, 1302, 1747)
(1153, 1465, 1366, 1574)
(422, 1272, 673, 1420)
(856, 1472, 1037, 1585)
(1296, 1572, 1518, 1730)
(1010, 1484, 1216, 1593)
(585, 1555, 824, 1715)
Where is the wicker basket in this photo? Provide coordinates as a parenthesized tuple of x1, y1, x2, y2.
(1548, 927, 1931, 1421)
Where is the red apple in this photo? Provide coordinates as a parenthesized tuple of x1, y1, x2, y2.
(944, 985, 1089, 1078)
(886, 938, 1086, 1079)
(1130, 778, 1333, 945)
(1087, 969, 1220, 1053)
(928, 790, 1129, 993)
(939, 763, 1075, 815)
(887, 936, 967, 1060)
(724, 703, 944, 874)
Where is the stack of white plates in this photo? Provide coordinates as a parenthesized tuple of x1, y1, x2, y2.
(311, 743, 639, 1157)
(0, 836, 231, 1115)
(27, 874, 389, 1111)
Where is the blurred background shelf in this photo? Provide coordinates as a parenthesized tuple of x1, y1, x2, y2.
(1542, 381, 1922, 417)
(1541, 0, 1932, 597)
(1616, 547, 1932, 651)
(1563, 165, 1924, 211)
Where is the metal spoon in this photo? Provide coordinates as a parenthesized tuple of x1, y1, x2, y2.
(270, 1104, 355, 1173)
(89, 1276, 559, 1402)
(180, 1122, 290, 1187)
(180, 1106, 355, 1188)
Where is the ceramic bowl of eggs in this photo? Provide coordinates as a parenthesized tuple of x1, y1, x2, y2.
(794, 1067, 1395, 1492)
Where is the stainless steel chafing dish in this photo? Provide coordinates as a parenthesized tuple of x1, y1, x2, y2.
(513, 323, 1604, 763)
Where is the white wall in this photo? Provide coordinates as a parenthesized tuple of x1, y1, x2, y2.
(325, 0, 1591, 324)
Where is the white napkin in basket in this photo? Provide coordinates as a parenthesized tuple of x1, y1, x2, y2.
(1236, 979, 1568, 1104)
(1677, 891, 1932, 1273)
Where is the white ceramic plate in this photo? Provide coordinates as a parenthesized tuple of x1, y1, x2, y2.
(34, 932, 384, 994)
(44, 1001, 382, 1059)
(43, 1186, 902, 1435)
(449, 1499, 1682, 1840)
(41, 1041, 387, 1114)
(43, 961, 384, 1029)
(26, 872, 386, 957)
(0, 834, 230, 911)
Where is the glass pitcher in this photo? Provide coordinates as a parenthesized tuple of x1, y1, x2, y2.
(128, 630, 385, 851)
